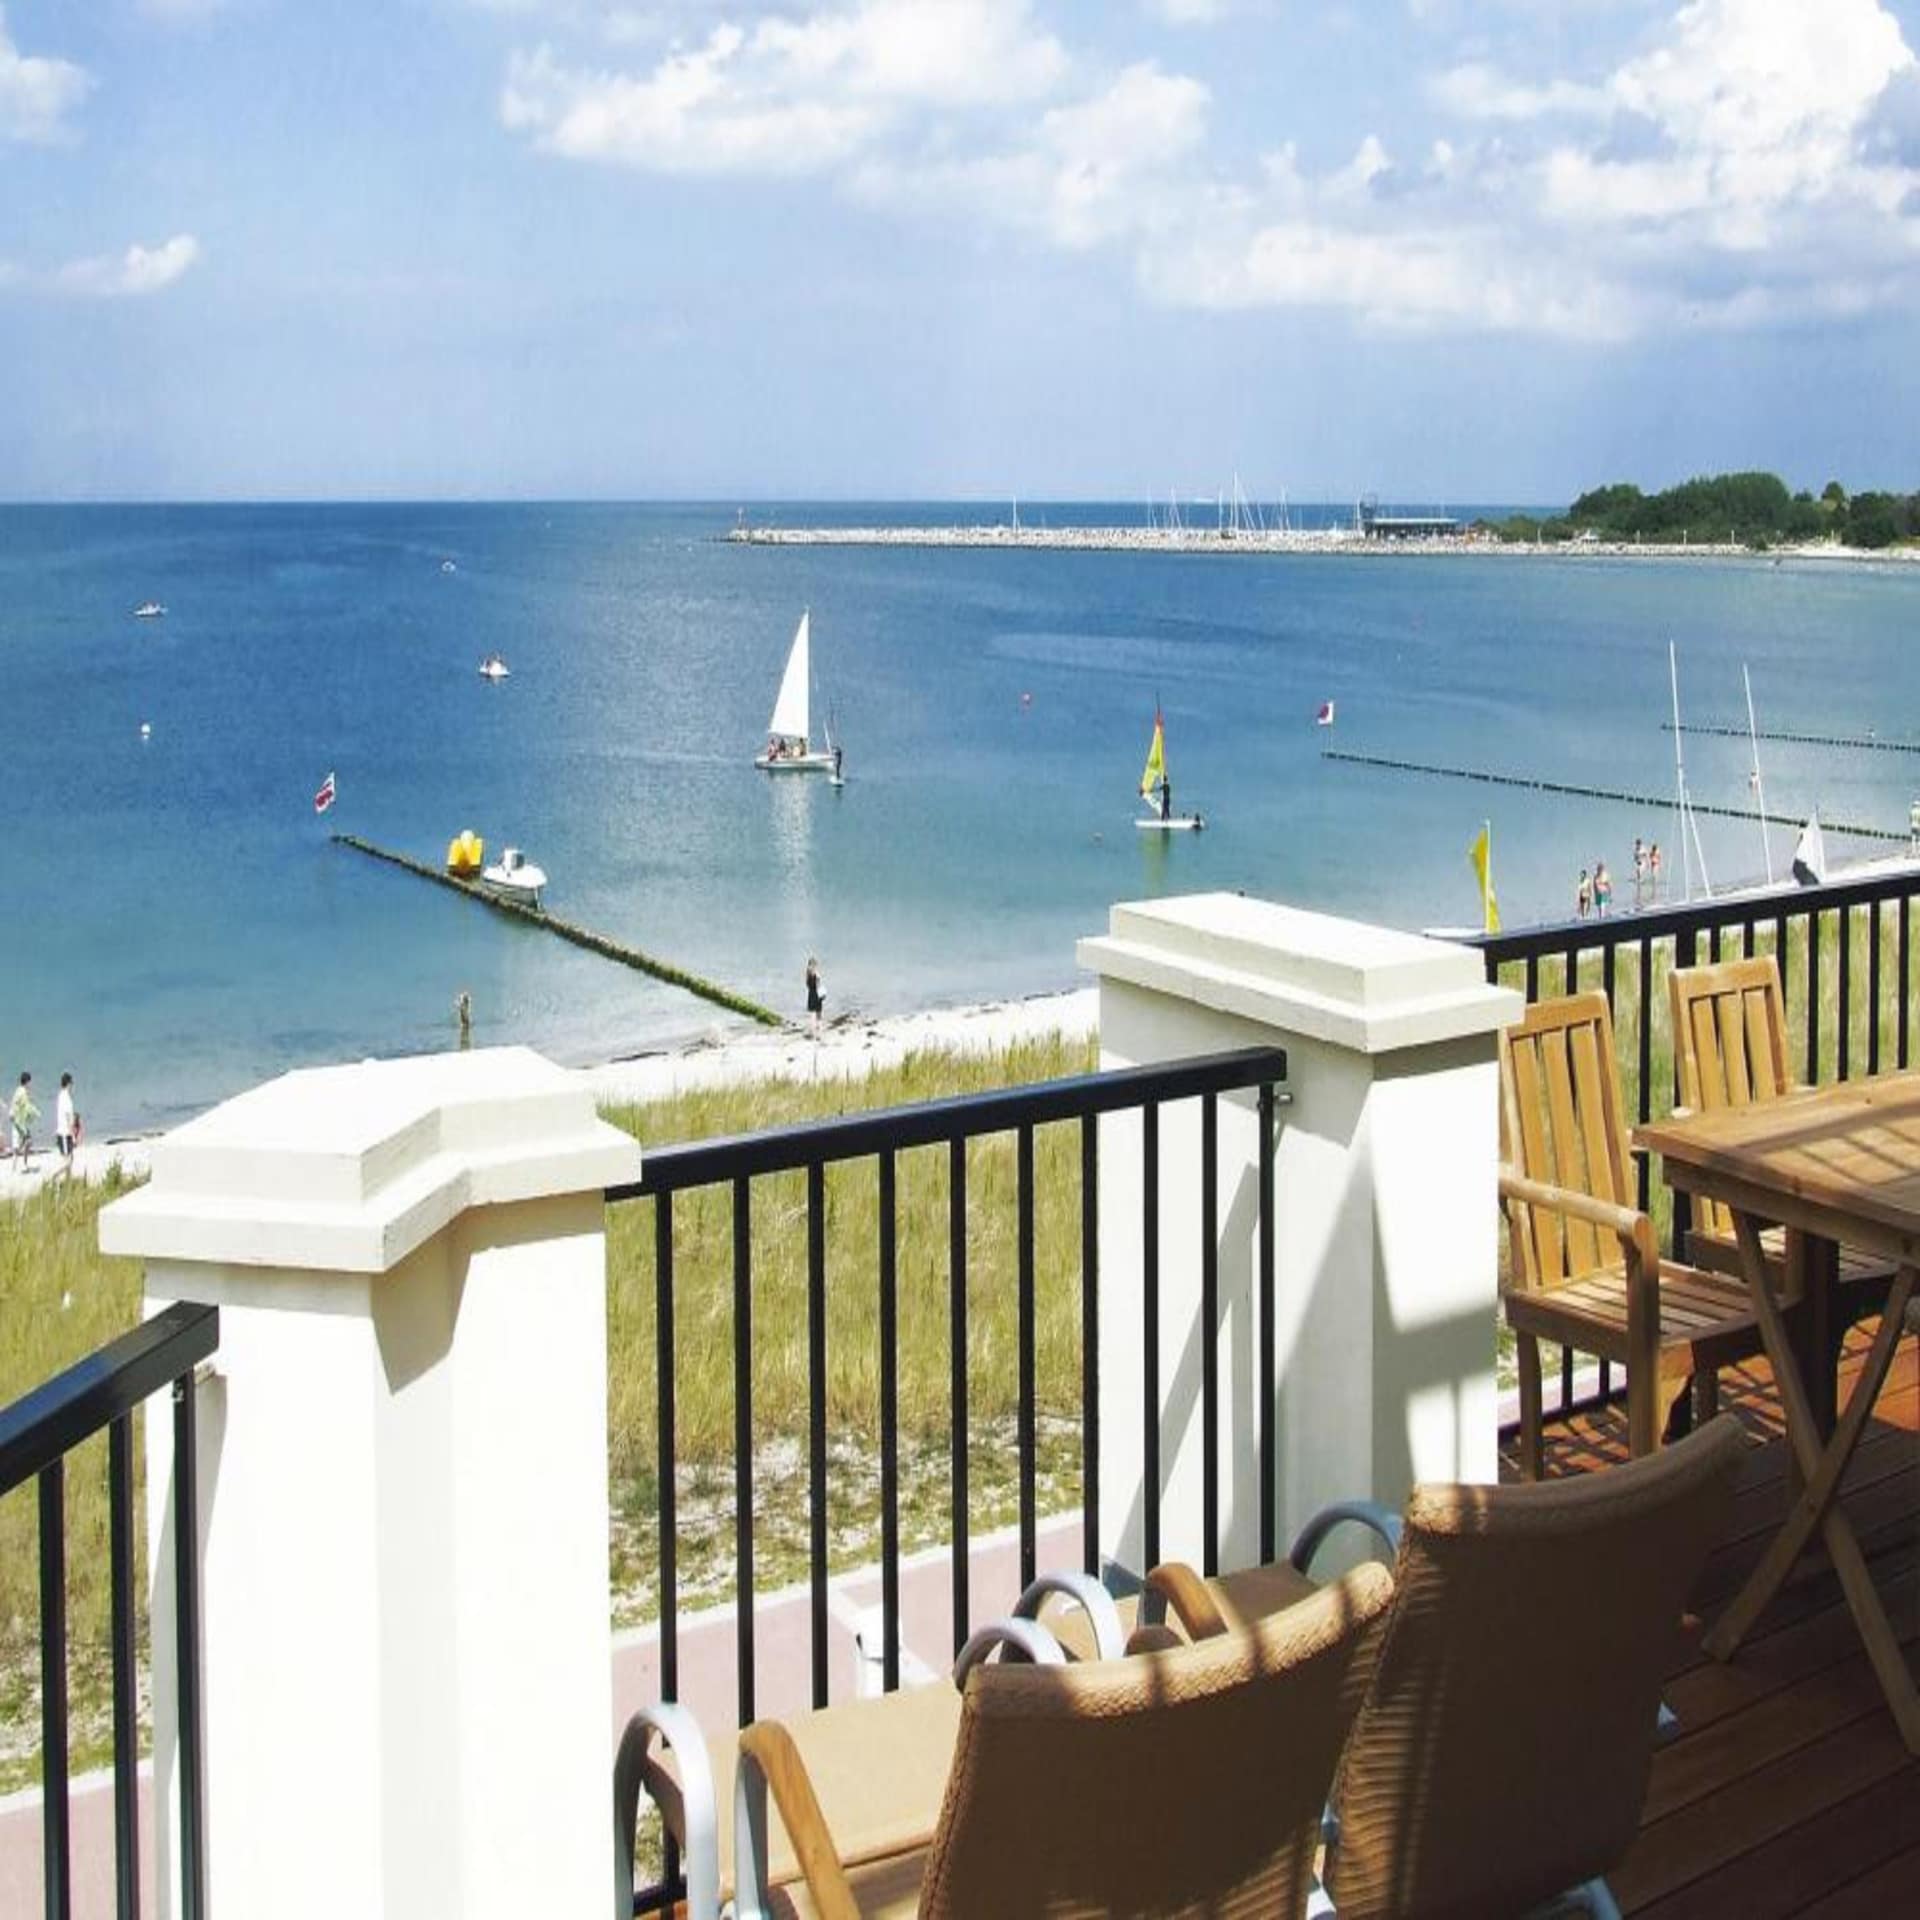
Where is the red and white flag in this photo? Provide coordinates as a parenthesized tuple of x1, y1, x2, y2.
(1315, 701, 1336, 727)
(314, 771, 337, 814)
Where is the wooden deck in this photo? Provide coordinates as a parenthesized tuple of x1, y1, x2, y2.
(1502, 1323, 1920, 1915)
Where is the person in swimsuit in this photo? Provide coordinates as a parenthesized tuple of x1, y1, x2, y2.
(805, 956, 823, 1038)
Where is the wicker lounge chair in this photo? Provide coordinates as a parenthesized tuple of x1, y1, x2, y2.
(613, 1576, 1125, 1920)
(1144, 1415, 1747, 1919)
(731, 1563, 1396, 1918)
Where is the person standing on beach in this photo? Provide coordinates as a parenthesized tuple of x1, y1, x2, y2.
(1649, 843, 1663, 895)
(1595, 860, 1612, 917)
(1577, 868, 1592, 919)
(805, 956, 823, 1038)
(55, 1072, 78, 1180)
(1632, 837, 1647, 895)
(10, 1072, 38, 1171)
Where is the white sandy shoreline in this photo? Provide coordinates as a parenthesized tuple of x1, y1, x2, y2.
(0, 987, 1102, 1203)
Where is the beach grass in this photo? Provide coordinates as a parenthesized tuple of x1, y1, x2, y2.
(0, 1166, 147, 1793)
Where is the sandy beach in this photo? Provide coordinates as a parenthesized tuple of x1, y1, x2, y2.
(0, 987, 1101, 1203)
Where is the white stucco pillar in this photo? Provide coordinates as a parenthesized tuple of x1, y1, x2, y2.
(100, 1047, 643, 1920)
(1078, 894, 1521, 1580)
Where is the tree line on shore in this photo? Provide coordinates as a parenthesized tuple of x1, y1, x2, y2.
(1485, 472, 1920, 550)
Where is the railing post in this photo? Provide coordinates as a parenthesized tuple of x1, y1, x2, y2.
(1080, 895, 1521, 1577)
(102, 1048, 642, 1920)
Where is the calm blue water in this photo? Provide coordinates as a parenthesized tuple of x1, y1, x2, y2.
(4, 502, 1918, 1133)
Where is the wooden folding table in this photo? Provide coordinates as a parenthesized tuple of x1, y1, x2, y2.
(1637, 1076, 1920, 1754)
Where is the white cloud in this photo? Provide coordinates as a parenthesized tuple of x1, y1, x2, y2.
(137, 0, 230, 19)
(1143, 0, 1224, 23)
(0, 7, 92, 143)
(1430, 62, 1610, 123)
(500, 0, 1920, 343)
(503, 0, 1067, 171)
(53, 234, 203, 298)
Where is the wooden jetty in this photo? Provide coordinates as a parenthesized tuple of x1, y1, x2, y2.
(333, 834, 782, 1028)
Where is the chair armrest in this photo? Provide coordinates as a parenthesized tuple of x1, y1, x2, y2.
(614, 1702, 720, 1920)
(1499, 1168, 1659, 1268)
(954, 1616, 1067, 1686)
(1288, 1501, 1404, 1577)
(1143, 1562, 1230, 1640)
(735, 1721, 860, 1920)
(1013, 1571, 1126, 1661)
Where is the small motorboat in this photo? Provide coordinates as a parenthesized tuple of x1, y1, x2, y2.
(479, 846, 546, 909)
(478, 654, 510, 681)
(441, 559, 457, 574)
(133, 601, 166, 619)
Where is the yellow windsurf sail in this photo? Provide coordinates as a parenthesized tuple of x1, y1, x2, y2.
(1469, 821, 1500, 933)
(1140, 712, 1167, 798)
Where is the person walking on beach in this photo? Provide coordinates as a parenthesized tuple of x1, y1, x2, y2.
(11, 1072, 38, 1172)
(805, 955, 823, 1039)
(1594, 860, 1613, 917)
(1632, 837, 1647, 895)
(55, 1072, 78, 1181)
(1577, 868, 1592, 919)
(1649, 842, 1663, 895)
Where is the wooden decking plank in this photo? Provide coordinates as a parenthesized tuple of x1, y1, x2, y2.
(1796, 1837, 1920, 1917)
(1633, 1760, 1920, 1920)
(1645, 1627, 1919, 1823)
(1611, 1714, 1914, 1909)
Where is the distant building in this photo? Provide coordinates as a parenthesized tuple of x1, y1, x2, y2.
(1358, 498, 1461, 540)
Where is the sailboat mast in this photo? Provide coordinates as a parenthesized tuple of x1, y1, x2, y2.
(1670, 641, 1691, 902)
(1744, 663, 1773, 884)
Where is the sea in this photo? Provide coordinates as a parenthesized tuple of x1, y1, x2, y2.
(4, 501, 1918, 1136)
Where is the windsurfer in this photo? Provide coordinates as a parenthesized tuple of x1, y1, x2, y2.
(1160, 779, 1172, 822)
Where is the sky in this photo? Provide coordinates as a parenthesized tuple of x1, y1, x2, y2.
(3, 0, 1919, 502)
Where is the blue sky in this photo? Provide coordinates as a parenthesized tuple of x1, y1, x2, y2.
(3, 0, 1918, 502)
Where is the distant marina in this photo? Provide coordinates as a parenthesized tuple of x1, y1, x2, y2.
(726, 516, 1919, 564)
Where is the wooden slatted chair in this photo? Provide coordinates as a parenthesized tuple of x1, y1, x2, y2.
(1499, 991, 1761, 1475)
(1667, 956, 1917, 1343)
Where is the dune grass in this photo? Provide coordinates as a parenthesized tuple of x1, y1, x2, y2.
(600, 1031, 1101, 1617)
(0, 1167, 147, 1793)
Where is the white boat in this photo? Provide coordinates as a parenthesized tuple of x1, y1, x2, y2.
(1136, 706, 1206, 832)
(478, 846, 546, 908)
(754, 611, 838, 773)
(478, 654, 510, 681)
(133, 602, 166, 619)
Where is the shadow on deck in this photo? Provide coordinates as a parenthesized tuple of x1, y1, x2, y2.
(1500, 1326, 1920, 1916)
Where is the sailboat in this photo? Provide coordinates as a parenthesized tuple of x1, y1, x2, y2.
(754, 610, 839, 774)
(1136, 706, 1205, 832)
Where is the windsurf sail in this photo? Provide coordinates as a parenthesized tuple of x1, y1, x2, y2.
(1140, 710, 1167, 798)
(1468, 821, 1500, 934)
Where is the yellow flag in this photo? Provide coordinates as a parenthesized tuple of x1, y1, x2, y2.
(1139, 713, 1166, 797)
(1469, 822, 1500, 933)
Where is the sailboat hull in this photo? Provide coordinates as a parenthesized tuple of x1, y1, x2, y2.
(754, 752, 837, 773)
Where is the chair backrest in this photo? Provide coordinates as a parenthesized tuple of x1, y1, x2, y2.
(916, 1563, 1395, 1920)
(1326, 1414, 1745, 1920)
(1499, 991, 1634, 1290)
(1668, 957, 1792, 1242)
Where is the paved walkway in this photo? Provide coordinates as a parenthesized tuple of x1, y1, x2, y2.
(0, 1514, 1083, 1915)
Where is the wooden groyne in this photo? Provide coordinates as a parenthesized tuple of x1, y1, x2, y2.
(1663, 723, 1920, 755)
(1322, 752, 1907, 842)
(332, 834, 783, 1027)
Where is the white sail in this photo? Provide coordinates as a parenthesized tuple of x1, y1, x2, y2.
(767, 611, 812, 742)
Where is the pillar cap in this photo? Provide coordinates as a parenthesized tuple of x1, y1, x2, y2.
(101, 1047, 644, 1274)
(1079, 893, 1522, 1055)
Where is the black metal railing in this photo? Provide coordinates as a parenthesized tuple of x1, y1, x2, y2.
(1474, 861, 1920, 1428)
(0, 1301, 217, 1920)
(607, 1045, 1286, 1912)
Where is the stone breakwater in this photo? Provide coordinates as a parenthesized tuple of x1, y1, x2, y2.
(726, 525, 1917, 562)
